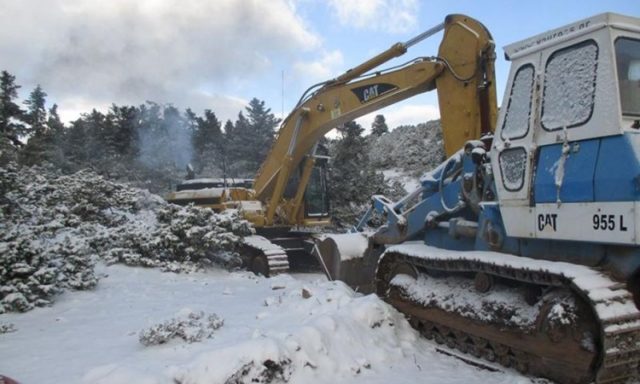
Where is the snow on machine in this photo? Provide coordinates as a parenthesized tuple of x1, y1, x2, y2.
(315, 12, 640, 384)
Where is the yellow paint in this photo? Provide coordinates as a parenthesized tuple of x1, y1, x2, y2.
(247, 14, 497, 228)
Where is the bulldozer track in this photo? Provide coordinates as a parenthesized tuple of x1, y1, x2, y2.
(376, 244, 640, 384)
(241, 235, 290, 276)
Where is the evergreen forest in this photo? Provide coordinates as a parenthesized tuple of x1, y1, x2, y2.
(0, 71, 412, 225)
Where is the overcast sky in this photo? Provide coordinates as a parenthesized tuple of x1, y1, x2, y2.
(0, 0, 638, 131)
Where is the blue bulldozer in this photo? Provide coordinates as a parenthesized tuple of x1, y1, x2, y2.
(315, 12, 640, 384)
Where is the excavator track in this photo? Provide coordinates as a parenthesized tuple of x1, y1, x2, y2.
(376, 243, 640, 384)
(240, 235, 290, 276)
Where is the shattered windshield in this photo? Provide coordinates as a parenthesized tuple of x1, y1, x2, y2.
(616, 37, 640, 116)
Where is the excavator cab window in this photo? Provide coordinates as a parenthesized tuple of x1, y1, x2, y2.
(616, 37, 640, 117)
(281, 162, 329, 218)
(305, 163, 329, 217)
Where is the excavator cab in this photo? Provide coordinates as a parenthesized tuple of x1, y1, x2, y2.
(282, 160, 330, 223)
(304, 162, 330, 219)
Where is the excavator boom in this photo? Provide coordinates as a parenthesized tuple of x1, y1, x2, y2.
(253, 14, 497, 226)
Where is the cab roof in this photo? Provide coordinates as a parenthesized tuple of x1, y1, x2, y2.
(504, 12, 640, 61)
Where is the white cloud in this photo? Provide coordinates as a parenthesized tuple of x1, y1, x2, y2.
(327, 0, 418, 34)
(293, 50, 344, 83)
(56, 92, 248, 125)
(184, 92, 248, 124)
(0, 0, 320, 119)
(356, 103, 440, 132)
(55, 97, 112, 123)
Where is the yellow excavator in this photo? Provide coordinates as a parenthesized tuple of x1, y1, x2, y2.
(166, 14, 498, 276)
(250, 14, 496, 227)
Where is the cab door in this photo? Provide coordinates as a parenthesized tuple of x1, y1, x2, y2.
(492, 58, 539, 238)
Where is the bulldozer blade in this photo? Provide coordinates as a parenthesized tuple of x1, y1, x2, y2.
(313, 232, 382, 294)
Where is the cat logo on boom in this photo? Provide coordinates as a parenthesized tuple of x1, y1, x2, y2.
(351, 83, 398, 104)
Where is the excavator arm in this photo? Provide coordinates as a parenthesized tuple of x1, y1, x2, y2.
(252, 14, 497, 226)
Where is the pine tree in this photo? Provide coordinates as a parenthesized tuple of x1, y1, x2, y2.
(47, 104, 64, 134)
(20, 85, 50, 165)
(83, 109, 108, 166)
(246, 98, 279, 165)
(106, 104, 138, 159)
(192, 109, 223, 175)
(41, 104, 67, 168)
(329, 121, 386, 226)
(0, 71, 25, 146)
(226, 112, 252, 177)
(220, 120, 234, 178)
(64, 118, 90, 166)
(23, 85, 47, 136)
(225, 98, 279, 177)
(223, 120, 234, 136)
(370, 114, 389, 136)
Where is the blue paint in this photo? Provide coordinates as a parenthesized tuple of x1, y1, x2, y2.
(605, 247, 640, 279)
(519, 237, 606, 266)
(534, 139, 600, 203)
(532, 133, 640, 203)
(474, 203, 520, 254)
(355, 133, 640, 281)
(594, 133, 640, 201)
(424, 227, 476, 251)
(406, 180, 463, 239)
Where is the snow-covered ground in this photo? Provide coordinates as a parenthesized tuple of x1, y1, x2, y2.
(0, 264, 536, 384)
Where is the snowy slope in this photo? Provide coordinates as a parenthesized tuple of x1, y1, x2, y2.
(381, 169, 421, 193)
(370, 120, 444, 193)
(0, 264, 535, 384)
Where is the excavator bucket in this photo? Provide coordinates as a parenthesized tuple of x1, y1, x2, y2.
(313, 233, 381, 294)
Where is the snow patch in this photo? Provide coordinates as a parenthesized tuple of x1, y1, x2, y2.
(391, 274, 578, 330)
(0, 322, 16, 334)
(323, 233, 369, 261)
(139, 309, 224, 346)
(381, 168, 420, 193)
(171, 286, 412, 384)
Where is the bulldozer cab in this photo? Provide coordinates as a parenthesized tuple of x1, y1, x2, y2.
(492, 13, 640, 245)
(617, 37, 640, 117)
